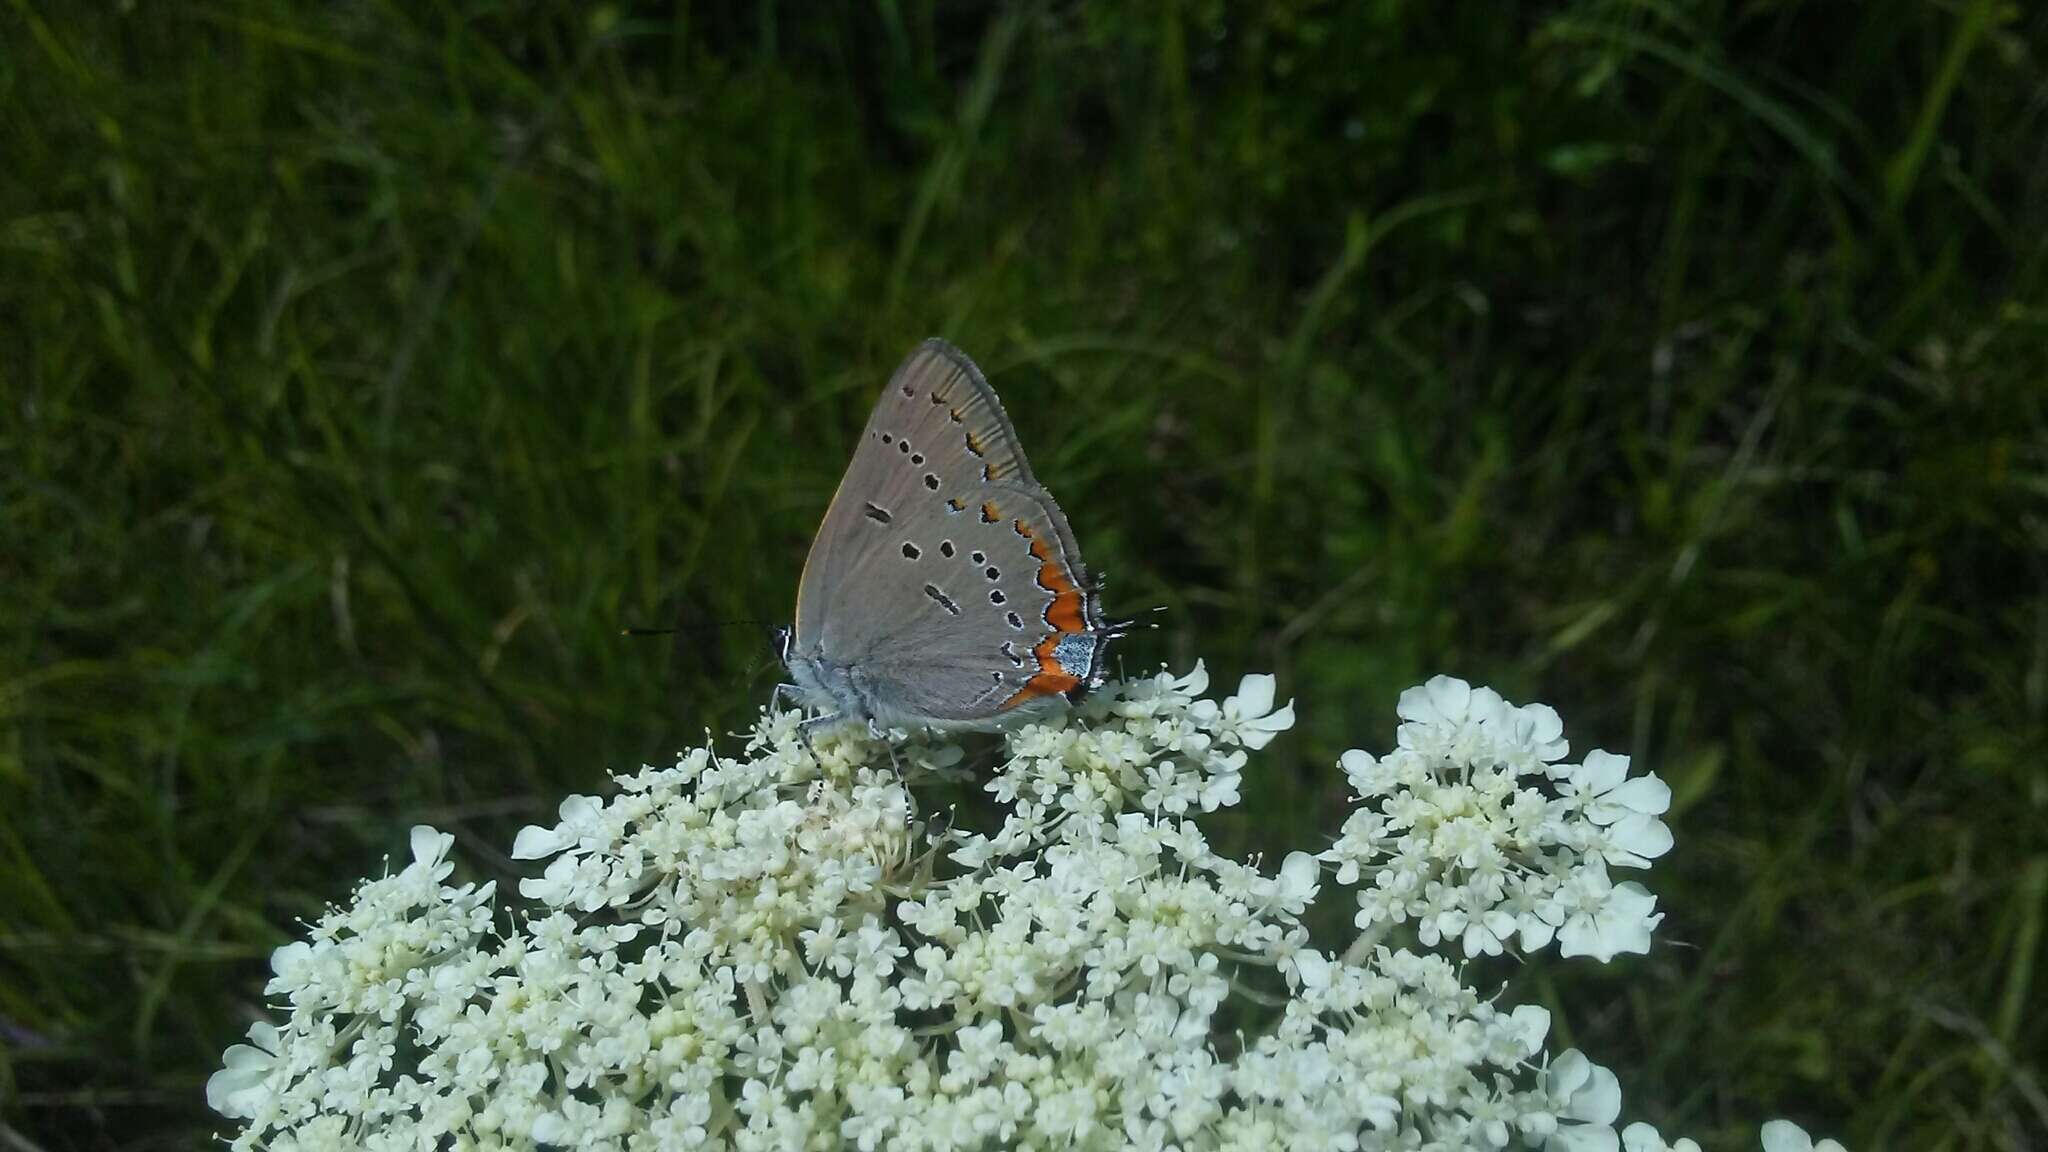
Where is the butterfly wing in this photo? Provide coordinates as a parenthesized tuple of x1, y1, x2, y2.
(793, 341, 1110, 725)
(796, 339, 1041, 647)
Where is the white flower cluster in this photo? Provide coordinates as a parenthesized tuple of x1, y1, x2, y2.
(1326, 676, 1673, 962)
(211, 665, 1847, 1152)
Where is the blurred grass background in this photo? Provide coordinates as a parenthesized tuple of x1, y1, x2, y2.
(3, 1, 2045, 1148)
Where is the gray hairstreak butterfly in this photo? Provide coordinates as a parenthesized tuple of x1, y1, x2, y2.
(780, 339, 1125, 732)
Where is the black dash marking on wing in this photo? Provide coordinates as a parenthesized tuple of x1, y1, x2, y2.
(923, 584, 961, 615)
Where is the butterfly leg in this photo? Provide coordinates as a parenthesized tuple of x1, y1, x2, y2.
(864, 717, 905, 771)
(794, 711, 842, 754)
(771, 682, 807, 715)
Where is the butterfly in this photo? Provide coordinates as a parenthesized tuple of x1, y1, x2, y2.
(779, 339, 1125, 733)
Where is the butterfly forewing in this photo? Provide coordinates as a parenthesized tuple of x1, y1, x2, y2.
(792, 341, 1108, 725)
(798, 341, 1036, 642)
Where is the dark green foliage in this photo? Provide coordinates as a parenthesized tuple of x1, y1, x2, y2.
(3, 1, 2042, 1147)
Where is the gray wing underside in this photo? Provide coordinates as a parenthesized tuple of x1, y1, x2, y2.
(820, 482, 1086, 721)
(794, 341, 1092, 721)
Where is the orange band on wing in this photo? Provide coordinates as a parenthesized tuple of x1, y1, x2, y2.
(1027, 537, 1087, 633)
(1011, 519, 1088, 634)
(1003, 645, 1082, 706)
(999, 518, 1093, 709)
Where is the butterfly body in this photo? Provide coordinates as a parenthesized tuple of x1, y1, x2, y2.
(782, 339, 1120, 732)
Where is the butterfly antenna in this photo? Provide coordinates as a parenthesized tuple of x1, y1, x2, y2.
(1104, 604, 1167, 638)
(1084, 571, 1162, 639)
(619, 617, 763, 638)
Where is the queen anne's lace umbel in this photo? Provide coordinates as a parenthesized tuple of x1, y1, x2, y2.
(211, 666, 1835, 1152)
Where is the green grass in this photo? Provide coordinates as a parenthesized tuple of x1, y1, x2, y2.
(3, 1, 2044, 1147)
